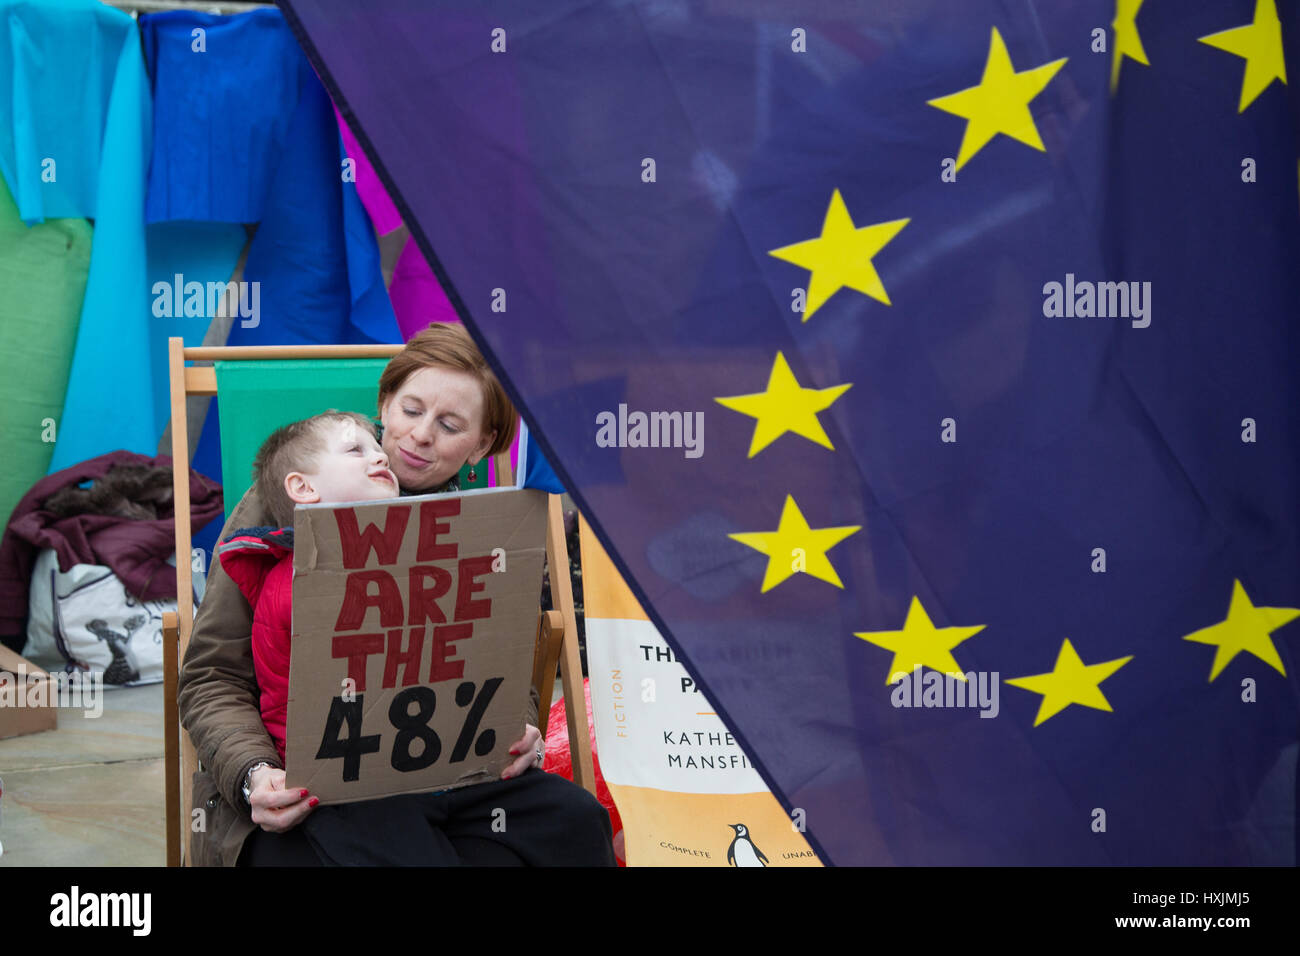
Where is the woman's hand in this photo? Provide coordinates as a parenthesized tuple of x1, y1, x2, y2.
(248, 766, 317, 833)
(502, 723, 544, 779)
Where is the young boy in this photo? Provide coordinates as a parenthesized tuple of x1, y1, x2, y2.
(217, 411, 399, 763)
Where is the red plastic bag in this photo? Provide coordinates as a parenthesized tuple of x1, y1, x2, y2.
(542, 678, 625, 865)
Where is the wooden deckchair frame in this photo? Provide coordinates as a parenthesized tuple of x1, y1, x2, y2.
(160, 337, 594, 867)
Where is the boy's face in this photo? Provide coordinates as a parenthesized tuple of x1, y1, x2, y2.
(286, 419, 399, 508)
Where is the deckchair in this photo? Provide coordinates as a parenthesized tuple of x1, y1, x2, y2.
(160, 337, 593, 867)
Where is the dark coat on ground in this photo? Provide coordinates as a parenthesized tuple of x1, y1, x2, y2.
(0, 451, 223, 650)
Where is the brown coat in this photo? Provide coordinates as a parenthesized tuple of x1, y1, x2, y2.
(178, 483, 541, 867)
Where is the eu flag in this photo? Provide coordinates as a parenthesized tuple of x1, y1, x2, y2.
(281, 0, 1300, 864)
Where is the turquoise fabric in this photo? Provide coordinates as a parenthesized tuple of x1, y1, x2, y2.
(0, 0, 160, 472)
(143, 219, 248, 428)
(0, 0, 126, 223)
(43, 4, 152, 472)
(2, 2, 388, 481)
(0, 1, 246, 473)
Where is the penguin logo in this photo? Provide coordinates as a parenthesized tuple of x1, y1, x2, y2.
(726, 823, 768, 867)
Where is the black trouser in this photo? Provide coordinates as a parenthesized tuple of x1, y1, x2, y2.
(239, 768, 616, 866)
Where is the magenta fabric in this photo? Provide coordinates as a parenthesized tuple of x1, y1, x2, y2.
(333, 103, 402, 236)
(390, 235, 460, 338)
(332, 109, 459, 339)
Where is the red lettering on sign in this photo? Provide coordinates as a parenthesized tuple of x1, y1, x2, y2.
(335, 570, 402, 631)
(336, 504, 410, 569)
(408, 566, 452, 625)
(417, 499, 460, 561)
(454, 555, 494, 621)
(383, 627, 425, 689)
(428, 622, 473, 683)
(332, 633, 384, 691)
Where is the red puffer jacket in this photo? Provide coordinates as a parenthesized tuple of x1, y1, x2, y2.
(217, 527, 294, 763)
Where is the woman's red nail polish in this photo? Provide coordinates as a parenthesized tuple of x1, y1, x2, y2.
(300, 789, 309, 798)
(309, 798, 319, 807)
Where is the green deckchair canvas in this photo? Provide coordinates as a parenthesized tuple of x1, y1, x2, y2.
(213, 358, 487, 516)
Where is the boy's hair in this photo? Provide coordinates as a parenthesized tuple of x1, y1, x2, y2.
(252, 410, 379, 527)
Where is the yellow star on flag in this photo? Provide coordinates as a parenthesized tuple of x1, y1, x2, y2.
(715, 352, 852, 457)
(1111, 0, 1150, 94)
(855, 596, 986, 685)
(1005, 639, 1132, 727)
(767, 188, 909, 322)
(729, 495, 860, 592)
(1182, 579, 1299, 681)
(1199, 0, 1287, 112)
(927, 26, 1067, 171)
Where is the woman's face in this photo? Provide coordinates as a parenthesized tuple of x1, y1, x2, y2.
(379, 366, 497, 492)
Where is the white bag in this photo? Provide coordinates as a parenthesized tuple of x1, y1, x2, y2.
(22, 549, 201, 688)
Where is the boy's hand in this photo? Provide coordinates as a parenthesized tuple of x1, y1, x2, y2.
(501, 723, 544, 780)
(249, 766, 317, 832)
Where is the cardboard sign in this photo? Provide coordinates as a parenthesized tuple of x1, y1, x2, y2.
(286, 488, 547, 804)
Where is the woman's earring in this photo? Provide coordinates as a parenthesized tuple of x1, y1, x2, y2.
(467, 462, 477, 482)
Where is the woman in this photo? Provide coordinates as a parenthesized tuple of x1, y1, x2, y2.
(179, 323, 615, 866)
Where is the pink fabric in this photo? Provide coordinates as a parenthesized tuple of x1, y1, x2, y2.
(329, 104, 463, 341)
(331, 107, 457, 338)
(333, 104, 403, 236)
(391, 236, 460, 338)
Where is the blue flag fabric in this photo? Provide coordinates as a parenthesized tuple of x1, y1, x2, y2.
(282, 0, 1300, 864)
